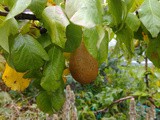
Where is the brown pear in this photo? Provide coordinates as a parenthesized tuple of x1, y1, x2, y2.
(69, 42, 98, 84)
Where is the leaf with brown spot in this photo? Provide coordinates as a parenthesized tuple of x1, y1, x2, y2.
(2, 63, 31, 92)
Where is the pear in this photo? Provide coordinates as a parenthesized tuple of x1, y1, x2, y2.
(69, 42, 98, 84)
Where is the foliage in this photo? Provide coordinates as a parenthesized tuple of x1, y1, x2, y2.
(0, 0, 160, 119)
(2, 63, 31, 91)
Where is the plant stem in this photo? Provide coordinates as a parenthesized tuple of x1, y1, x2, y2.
(145, 56, 149, 88)
(0, 11, 38, 20)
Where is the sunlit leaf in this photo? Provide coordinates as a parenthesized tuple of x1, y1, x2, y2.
(41, 46, 65, 92)
(2, 63, 31, 92)
(124, 0, 135, 11)
(0, 18, 18, 52)
(126, 13, 140, 32)
(42, 6, 69, 48)
(9, 34, 49, 72)
(83, 27, 99, 59)
(107, 0, 123, 26)
(139, 0, 160, 37)
(97, 27, 108, 65)
(29, 0, 47, 18)
(0, 0, 17, 8)
(65, 0, 102, 28)
(6, 0, 32, 20)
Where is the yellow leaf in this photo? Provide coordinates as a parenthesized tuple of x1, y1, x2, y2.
(156, 80, 160, 87)
(62, 68, 70, 83)
(2, 63, 31, 92)
(47, 0, 56, 6)
(63, 52, 71, 60)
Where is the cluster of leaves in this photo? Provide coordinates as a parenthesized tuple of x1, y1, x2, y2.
(72, 55, 160, 119)
(0, 0, 160, 116)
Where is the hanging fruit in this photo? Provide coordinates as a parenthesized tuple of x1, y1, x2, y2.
(69, 42, 98, 84)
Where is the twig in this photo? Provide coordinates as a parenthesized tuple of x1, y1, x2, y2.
(145, 56, 149, 88)
(0, 11, 38, 20)
(94, 95, 158, 115)
(94, 96, 134, 114)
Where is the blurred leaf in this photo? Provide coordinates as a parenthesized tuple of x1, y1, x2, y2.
(42, 6, 69, 48)
(0, 18, 18, 52)
(54, 0, 63, 4)
(107, 0, 123, 26)
(83, 27, 99, 59)
(6, 0, 31, 20)
(65, 0, 102, 28)
(116, 24, 134, 55)
(2, 63, 31, 91)
(41, 46, 65, 92)
(124, 0, 135, 11)
(9, 34, 49, 72)
(29, 0, 47, 18)
(64, 23, 82, 52)
(126, 13, 140, 32)
(139, 0, 160, 37)
(146, 36, 160, 68)
(37, 33, 52, 48)
(37, 88, 65, 114)
(130, 0, 144, 12)
(36, 91, 54, 114)
(97, 27, 109, 65)
(0, 92, 12, 106)
(51, 88, 65, 111)
(0, 0, 17, 8)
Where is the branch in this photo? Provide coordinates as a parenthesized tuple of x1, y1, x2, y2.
(94, 95, 159, 115)
(0, 11, 38, 20)
(94, 96, 134, 114)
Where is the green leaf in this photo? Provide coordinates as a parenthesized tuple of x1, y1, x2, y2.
(9, 34, 49, 72)
(64, 23, 82, 52)
(0, 18, 18, 52)
(83, 27, 99, 59)
(6, 0, 32, 20)
(37, 33, 52, 48)
(124, 0, 135, 11)
(0, 0, 17, 8)
(139, 0, 160, 38)
(146, 36, 160, 68)
(107, 0, 123, 26)
(41, 46, 65, 92)
(23, 69, 43, 79)
(51, 88, 65, 111)
(42, 6, 69, 48)
(65, 0, 102, 28)
(126, 13, 140, 32)
(36, 91, 54, 114)
(97, 27, 109, 65)
(37, 88, 65, 114)
(130, 0, 144, 12)
(29, 0, 47, 18)
(55, 0, 63, 4)
(116, 24, 133, 54)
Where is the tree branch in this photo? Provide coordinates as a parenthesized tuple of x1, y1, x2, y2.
(0, 11, 38, 20)
(94, 96, 134, 114)
(94, 95, 158, 115)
